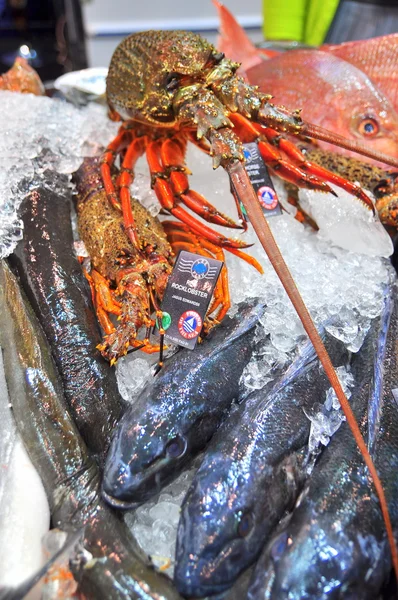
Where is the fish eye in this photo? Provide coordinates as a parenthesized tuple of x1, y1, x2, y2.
(165, 73, 179, 92)
(165, 435, 187, 458)
(358, 117, 379, 137)
(237, 512, 253, 538)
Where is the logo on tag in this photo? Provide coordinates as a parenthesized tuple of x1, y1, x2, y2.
(178, 310, 203, 339)
(257, 186, 278, 210)
(177, 256, 217, 280)
(243, 146, 255, 164)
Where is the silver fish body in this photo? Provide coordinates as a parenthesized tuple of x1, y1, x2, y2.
(103, 299, 265, 509)
(248, 286, 398, 600)
(174, 331, 350, 597)
(0, 259, 97, 526)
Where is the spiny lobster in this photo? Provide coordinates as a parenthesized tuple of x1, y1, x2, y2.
(73, 156, 259, 369)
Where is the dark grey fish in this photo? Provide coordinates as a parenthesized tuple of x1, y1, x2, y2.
(0, 260, 181, 600)
(174, 331, 350, 597)
(102, 299, 265, 509)
(248, 285, 398, 600)
(9, 173, 125, 459)
(0, 259, 97, 525)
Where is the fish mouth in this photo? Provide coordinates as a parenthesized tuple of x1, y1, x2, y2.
(101, 488, 140, 511)
(101, 461, 167, 507)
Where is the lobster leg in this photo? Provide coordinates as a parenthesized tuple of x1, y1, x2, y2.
(93, 268, 160, 365)
(229, 113, 336, 195)
(230, 114, 375, 211)
(261, 125, 376, 212)
(118, 136, 148, 248)
(102, 130, 152, 250)
(146, 138, 251, 250)
(101, 123, 133, 211)
(162, 216, 263, 273)
(84, 268, 121, 335)
(160, 136, 243, 229)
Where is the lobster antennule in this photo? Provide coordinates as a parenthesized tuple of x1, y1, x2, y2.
(225, 158, 398, 584)
(301, 121, 398, 169)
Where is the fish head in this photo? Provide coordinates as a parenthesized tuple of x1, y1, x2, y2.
(250, 49, 398, 164)
(102, 404, 190, 508)
(174, 454, 267, 596)
(254, 514, 386, 598)
(310, 52, 398, 162)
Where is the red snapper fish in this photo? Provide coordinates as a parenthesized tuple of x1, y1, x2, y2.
(246, 49, 398, 162)
(214, 1, 398, 164)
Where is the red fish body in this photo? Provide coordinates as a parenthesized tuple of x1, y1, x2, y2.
(323, 34, 398, 115)
(246, 49, 398, 163)
(214, 1, 398, 164)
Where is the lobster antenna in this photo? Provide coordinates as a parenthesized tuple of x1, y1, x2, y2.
(301, 122, 398, 169)
(226, 158, 398, 584)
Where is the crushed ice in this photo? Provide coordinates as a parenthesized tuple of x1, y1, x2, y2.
(124, 462, 200, 576)
(0, 91, 118, 258)
(0, 92, 397, 577)
(298, 183, 393, 257)
(304, 365, 355, 455)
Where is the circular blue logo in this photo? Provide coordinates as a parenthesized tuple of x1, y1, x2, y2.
(190, 258, 210, 280)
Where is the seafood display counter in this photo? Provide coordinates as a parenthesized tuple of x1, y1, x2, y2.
(1, 20, 398, 600)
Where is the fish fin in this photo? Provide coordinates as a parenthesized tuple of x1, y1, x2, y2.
(213, 0, 264, 73)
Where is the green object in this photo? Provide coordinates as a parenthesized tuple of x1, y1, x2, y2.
(262, 0, 307, 42)
(304, 0, 340, 45)
(262, 0, 340, 45)
(158, 311, 172, 331)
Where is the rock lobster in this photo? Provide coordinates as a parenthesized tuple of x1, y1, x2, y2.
(99, 29, 398, 577)
(74, 156, 259, 368)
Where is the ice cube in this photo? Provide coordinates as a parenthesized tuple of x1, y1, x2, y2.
(298, 184, 393, 257)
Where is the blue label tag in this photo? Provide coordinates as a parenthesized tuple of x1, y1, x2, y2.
(241, 142, 281, 220)
(160, 250, 223, 350)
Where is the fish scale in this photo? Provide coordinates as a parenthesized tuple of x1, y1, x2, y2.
(324, 34, 398, 115)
